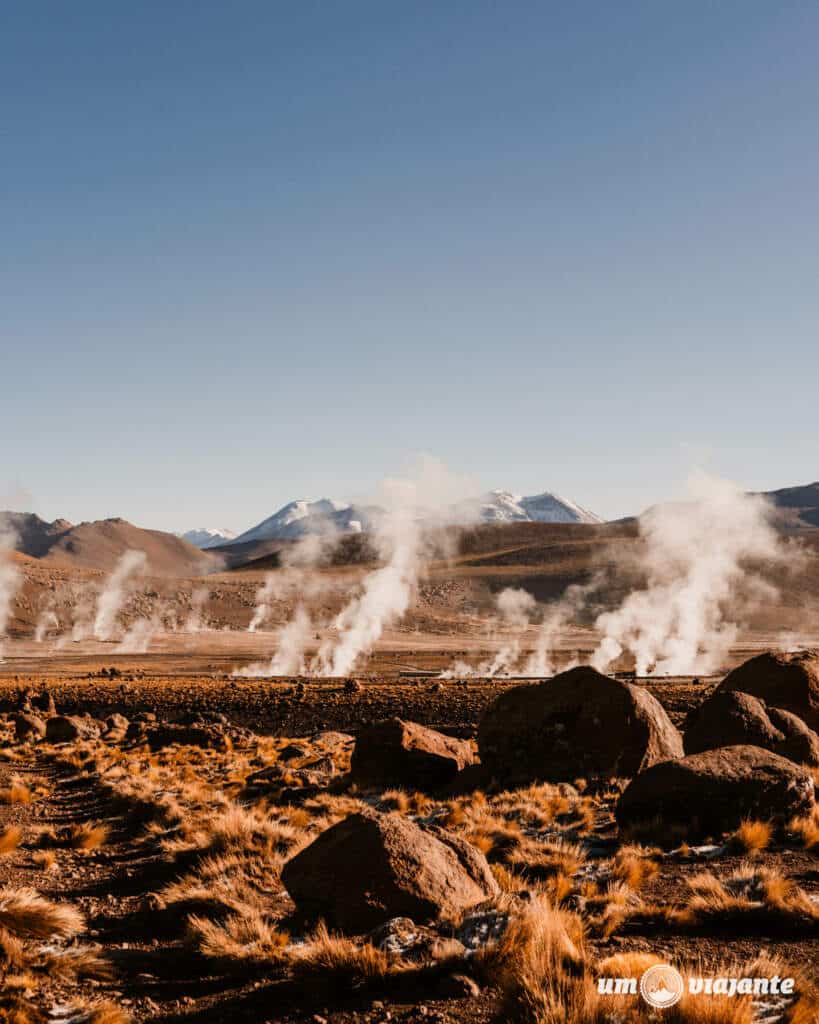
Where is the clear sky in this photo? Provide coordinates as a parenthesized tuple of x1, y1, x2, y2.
(2, 2, 817, 532)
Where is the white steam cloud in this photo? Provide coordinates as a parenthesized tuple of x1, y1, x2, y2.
(0, 516, 21, 661)
(93, 550, 147, 641)
(237, 456, 479, 678)
(590, 473, 784, 676)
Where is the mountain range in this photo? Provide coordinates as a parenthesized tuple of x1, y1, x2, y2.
(3, 481, 817, 573)
(182, 490, 603, 548)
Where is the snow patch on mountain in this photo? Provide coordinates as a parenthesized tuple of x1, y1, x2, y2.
(479, 490, 603, 525)
(181, 527, 237, 549)
(234, 499, 378, 544)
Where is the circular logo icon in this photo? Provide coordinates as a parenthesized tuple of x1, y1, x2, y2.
(640, 964, 684, 1009)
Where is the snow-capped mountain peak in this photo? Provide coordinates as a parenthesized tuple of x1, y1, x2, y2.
(230, 488, 602, 542)
(180, 527, 237, 549)
(478, 490, 602, 525)
(233, 499, 376, 544)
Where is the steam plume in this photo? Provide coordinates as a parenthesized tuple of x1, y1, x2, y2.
(93, 550, 147, 641)
(0, 516, 21, 660)
(314, 456, 478, 676)
(591, 473, 783, 675)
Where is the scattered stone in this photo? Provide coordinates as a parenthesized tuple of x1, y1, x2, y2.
(351, 718, 475, 789)
(478, 666, 683, 783)
(282, 809, 499, 932)
(45, 715, 101, 743)
(279, 743, 307, 761)
(616, 745, 815, 842)
(14, 712, 46, 741)
(435, 973, 481, 999)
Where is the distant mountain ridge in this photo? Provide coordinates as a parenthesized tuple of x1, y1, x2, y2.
(760, 481, 819, 528)
(0, 512, 215, 575)
(226, 489, 603, 544)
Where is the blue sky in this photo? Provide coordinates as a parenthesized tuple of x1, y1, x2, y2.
(2, 2, 817, 531)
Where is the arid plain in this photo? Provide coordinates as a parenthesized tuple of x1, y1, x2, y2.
(2, 500, 819, 1024)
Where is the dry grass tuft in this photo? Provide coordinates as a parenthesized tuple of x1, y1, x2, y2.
(789, 805, 819, 849)
(290, 922, 391, 990)
(31, 849, 57, 871)
(0, 826, 22, 855)
(0, 778, 32, 805)
(611, 846, 659, 890)
(0, 886, 84, 939)
(70, 822, 110, 850)
(475, 897, 588, 1023)
(677, 864, 819, 934)
(188, 910, 289, 969)
(727, 819, 772, 855)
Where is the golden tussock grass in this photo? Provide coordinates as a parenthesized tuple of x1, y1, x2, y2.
(31, 849, 57, 871)
(611, 846, 659, 890)
(474, 897, 589, 1024)
(0, 826, 22, 855)
(289, 922, 392, 990)
(675, 864, 819, 934)
(727, 819, 772, 855)
(788, 805, 819, 849)
(188, 909, 289, 968)
(0, 886, 84, 939)
(0, 779, 32, 805)
(70, 822, 110, 850)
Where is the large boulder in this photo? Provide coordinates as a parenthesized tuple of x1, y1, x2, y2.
(14, 713, 46, 742)
(767, 707, 819, 766)
(351, 718, 475, 789)
(685, 690, 819, 765)
(45, 715, 101, 744)
(281, 809, 499, 932)
(685, 691, 783, 753)
(477, 666, 683, 783)
(717, 651, 819, 730)
(616, 745, 815, 842)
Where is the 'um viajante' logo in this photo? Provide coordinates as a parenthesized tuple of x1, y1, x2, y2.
(597, 964, 795, 1008)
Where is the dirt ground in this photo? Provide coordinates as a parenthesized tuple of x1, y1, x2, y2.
(0, 640, 817, 1024)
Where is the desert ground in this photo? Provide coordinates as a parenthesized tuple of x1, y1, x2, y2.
(1, 518, 819, 1024)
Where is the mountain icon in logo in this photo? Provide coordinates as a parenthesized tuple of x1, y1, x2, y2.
(640, 964, 684, 1008)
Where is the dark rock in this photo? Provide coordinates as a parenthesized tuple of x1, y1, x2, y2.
(717, 650, 819, 730)
(767, 707, 819, 766)
(616, 745, 815, 842)
(281, 809, 499, 932)
(684, 691, 784, 753)
(279, 743, 307, 762)
(478, 666, 683, 783)
(351, 718, 475, 789)
(45, 715, 101, 744)
(14, 713, 46, 741)
(686, 689, 819, 766)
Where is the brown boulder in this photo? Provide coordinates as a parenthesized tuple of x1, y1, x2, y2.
(767, 707, 819, 766)
(685, 691, 819, 766)
(281, 809, 499, 932)
(477, 666, 683, 783)
(685, 691, 783, 753)
(45, 715, 101, 743)
(717, 651, 819, 730)
(14, 713, 46, 741)
(351, 718, 475, 789)
(616, 745, 815, 842)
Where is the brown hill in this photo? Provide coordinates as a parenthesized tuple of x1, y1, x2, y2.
(762, 481, 819, 528)
(3, 512, 217, 576)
